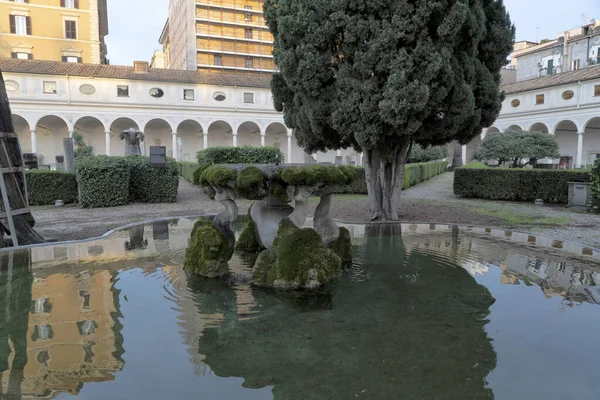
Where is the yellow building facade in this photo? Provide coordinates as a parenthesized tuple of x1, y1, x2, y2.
(162, 0, 275, 74)
(0, 0, 108, 64)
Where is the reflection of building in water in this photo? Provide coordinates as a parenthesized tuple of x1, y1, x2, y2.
(1, 254, 125, 399)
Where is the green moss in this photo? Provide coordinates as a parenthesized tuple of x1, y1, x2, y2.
(194, 163, 210, 185)
(185, 219, 234, 277)
(327, 227, 353, 267)
(236, 208, 263, 252)
(237, 166, 267, 200)
(200, 165, 237, 187)
(270, 179, 290, 203)
(252, 219, 342, 290)
(280, 165, 355, 186)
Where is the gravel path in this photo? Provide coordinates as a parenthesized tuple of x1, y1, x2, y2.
(32, 173, 600, 249)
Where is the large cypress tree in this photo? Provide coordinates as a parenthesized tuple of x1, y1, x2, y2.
(264, 0, 515, 220)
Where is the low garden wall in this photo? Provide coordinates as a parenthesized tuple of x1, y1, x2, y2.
(454, 165, 591, 204)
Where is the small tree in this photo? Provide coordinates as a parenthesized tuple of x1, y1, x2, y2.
(408, 144, 447, 164)
(472, 131, 559, 167)
(72, 132, 94, 158)
(264, 0, 514, 220)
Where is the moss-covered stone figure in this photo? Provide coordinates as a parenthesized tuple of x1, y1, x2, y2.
(200, 165, 237, 187)
(236, 208, 263, 253)
(252, 219, 342, 290)
(184, 219, 234, 278)
(327, 227, 352, 267)
(236, 166, 267, 200)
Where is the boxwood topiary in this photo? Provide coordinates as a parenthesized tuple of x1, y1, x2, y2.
(76, 156, 130, 208)
(26, 170, 78, 205)
(126, 156, 179, 203)
(280, 165, 355, 186)
(200, 165, 238, 187)
(197, 146, 283, 165)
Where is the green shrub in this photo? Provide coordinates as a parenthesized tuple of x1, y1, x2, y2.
(197, 146, 283, 165)
(454, 168, 591, 204)
(462, 161, 490, 169)
(201, 165, 238, 187)
(127, 157, 179, 203)
(409, 144, 447, 163)
(178, 162, 198, 183)
(280, 165, 355, 186)
(76, 156, 130, 208)
(237, 166, 267, 199)
(26, 170, 78, 205)
(592, 160, 600, 211)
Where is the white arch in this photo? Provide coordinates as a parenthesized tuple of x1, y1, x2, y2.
(207, 119, 234, 132)
(142, 118, 176, 133)
(73, 115, 109, 132)
(583, 116, 600, 132)
(528, 122, 550, 133)
(485, 126, 501, 136)
(505, 124, 524, 132)
(11, 112, 34, 129)
(107, 116, 143, 131)
(237, 120, 262, 135)
(552, 119, 580, 134)
(33, 114, 71, 130)
(175, 118, 205, 133)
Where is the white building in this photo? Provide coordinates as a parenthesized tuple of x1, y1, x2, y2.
(1, 58, 360, 167)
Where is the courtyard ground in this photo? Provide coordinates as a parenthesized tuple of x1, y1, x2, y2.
(31, 173, 600, 248)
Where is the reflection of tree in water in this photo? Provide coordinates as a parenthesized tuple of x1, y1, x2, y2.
(193, 224, 497, 399)
(0, 250, 33, 400)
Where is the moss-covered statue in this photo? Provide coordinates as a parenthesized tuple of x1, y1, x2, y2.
(186, 163, 356, 289)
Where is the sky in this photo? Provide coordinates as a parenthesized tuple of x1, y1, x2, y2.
(105, 0, 600, 66)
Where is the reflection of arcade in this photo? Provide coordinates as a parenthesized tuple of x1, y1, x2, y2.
(193, 224, 498, 399)
(0, 250, 125, 399)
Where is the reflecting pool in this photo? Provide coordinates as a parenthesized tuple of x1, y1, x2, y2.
(1, 218, 600, 399)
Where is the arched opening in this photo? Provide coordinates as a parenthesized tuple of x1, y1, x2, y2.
(583, 117, 600, 167)
(36, 115, 69, 168)
(12, 114, 31, 154)
(237, 121, 262, 147)
(207, 121, 233, 148)
(144, 119, 174, 158)
(529, 122, 549, 133)
(74, 116, 106, 156)
(177, 120, 204, 162)
(265, 122, 287, 160)
(110, 117, 140, 156)
(554, 120, 578, 169)
(485, 127, 500, 136)
(506, 125, 523, 132)
(466, 134, 482, 163)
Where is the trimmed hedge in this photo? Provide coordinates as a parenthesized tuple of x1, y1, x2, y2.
(26, 170, 78, 205)
(592, 160, 600, 211)
(197, 146, 283, 165)
(127, 157, 179, 203)
(76, 156, 130, 208)
(179, 162, 198, 184)
(335, 161, 447, 194)
(454, 167, 591, 204)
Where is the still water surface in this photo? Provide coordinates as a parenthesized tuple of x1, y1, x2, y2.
(1, 218, 600, 400)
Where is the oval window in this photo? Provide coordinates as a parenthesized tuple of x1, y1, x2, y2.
(79, 84, 96, 95)
(562, 90, 574, 100)
(5, 80, 19, 92)
(511, 99, 520, 108)
(213, 92, 226, 102)
(150, 88, 164, 98)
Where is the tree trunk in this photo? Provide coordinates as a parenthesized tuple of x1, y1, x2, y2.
(363, 138, 412, 221)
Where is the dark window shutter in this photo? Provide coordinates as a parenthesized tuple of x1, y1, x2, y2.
(24, 0, 29, 3)
(11, 52, 17, 59)
(25, 16, 31, 35)
(9, 15, 16, 34)
(74, 0, 79, 8)
(62, 56, 68, 62)
(77, 57, 82, 63)
(61, 0, 65, 7)
(28, 53, 33, 60)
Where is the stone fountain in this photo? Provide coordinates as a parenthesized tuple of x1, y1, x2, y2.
(184, 164, 355, 290)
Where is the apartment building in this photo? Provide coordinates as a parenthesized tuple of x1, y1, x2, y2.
(160, 0, 275, 74)
(512, 19, 600, 82)
(0, 0, 109, 64)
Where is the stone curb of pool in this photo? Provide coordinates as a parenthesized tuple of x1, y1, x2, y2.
(1, 215, 599, 262)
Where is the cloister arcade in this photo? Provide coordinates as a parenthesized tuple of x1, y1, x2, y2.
(13, 113, 302, 168)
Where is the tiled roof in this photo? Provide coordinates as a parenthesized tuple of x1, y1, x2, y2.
(502, 65, 600, 94)
(0, 58, 273, 88)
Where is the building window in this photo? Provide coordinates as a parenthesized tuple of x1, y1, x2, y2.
(77, 320, 97, 336)
(149, 88, 164, 98)
(64, 56, 79, 63)
(245, 57, 254, 69)
(79, 84, 96, 95)
(562, 90, 575, 100)
(79, 291, 91, 309)
(595, 85, 600, 97)
(572, 59, 580, 71)
(245, 28, 253, 39)
(31, 325, 53, 341)
(535, 94, 545, 105)
(65, 20, 77, 39)
(5, 80, 19, 92)
(33, 298, 52, 314)
(117, 85, 129, 97)
(244, 5, 253, 22)
(511, 99, 520, 108)
(214, 54, 223, 66)
(12, 52, 30, 60)
(43, 81, 57, 94)
(243, 93, 254, 103)
(10, 15, 31, 36)
(213, 92, 226, 102)
(183, 89, 195, 100)
(62, 0, 79, 8)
